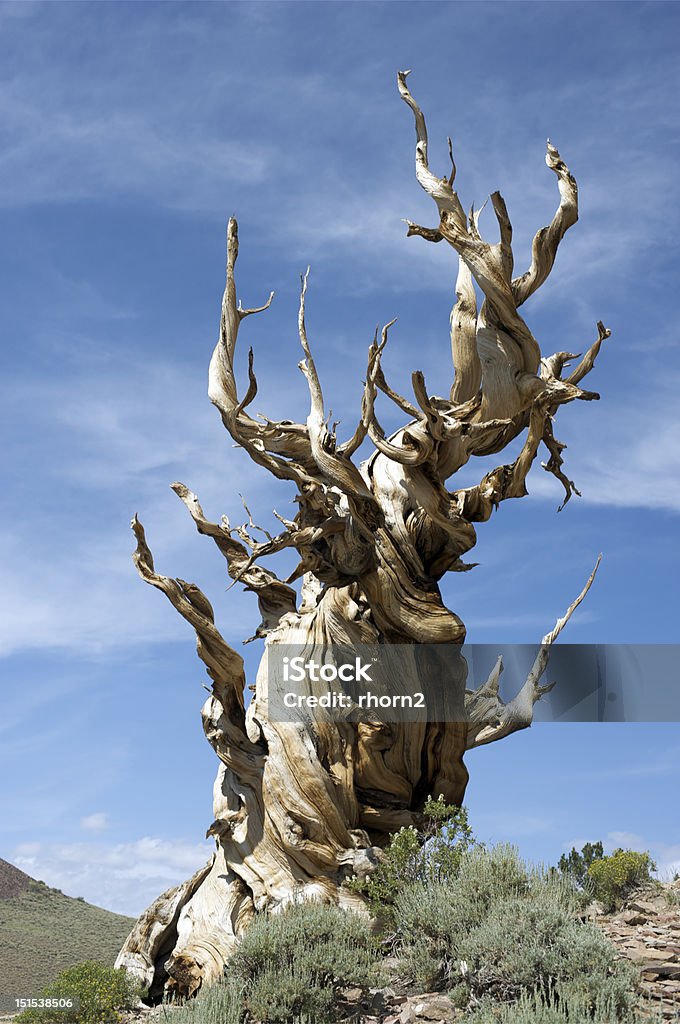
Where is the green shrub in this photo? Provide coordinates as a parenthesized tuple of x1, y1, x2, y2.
(161, 977, 243, 1024)
(588, 849, 655, 911)
(395, 846, 636, 1017)
(664, 886, 680, 907)
(246, 962, 334, 1023)
(167, 901, 381, 1024)
(16, 962, 142, 1024)
(557, 841, 604, 887)
(395, 845, 533, 988)
(346, 797, 475, 910)
(230, 900, 378, 987)
(462, 887, 635, 1010)
(469, 983, 646, 1023)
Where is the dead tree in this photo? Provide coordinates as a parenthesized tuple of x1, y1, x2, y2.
(116, 72, 609, 999)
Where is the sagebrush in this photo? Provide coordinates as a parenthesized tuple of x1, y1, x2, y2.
(395, 845, 636, 1015)
(165, 901, 381, 1024)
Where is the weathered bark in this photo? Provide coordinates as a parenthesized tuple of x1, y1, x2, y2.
(117, 73, 610, 998)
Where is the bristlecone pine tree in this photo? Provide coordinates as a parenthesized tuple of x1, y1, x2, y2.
(116, 72, 610, 999)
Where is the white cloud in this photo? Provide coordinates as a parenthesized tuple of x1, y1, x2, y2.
(11, 836, 213, 917)
(606, 830, 645, 849)
(80, 812, 109, 832)
(525, 373, 680, 514)
(0, 88, 273, 210)
(0, 340, 294, 658)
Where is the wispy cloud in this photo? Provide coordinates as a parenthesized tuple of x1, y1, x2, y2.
(525, 369, 680, 513)
(80, 812, 109, 832)
(0, 335, 294, 657)
(11, 836, 212, 916)
(570, 744, 680, 782)
(1, 4, 675, 304)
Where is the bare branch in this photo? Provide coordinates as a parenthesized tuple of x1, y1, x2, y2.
(412, 370, 444, 440)
(297, 268, 325, 428)
(512, 141, 579, 307)
(238, 292, 274, 319)
(373, 334, 420, 420)
(398, 73, 542, 377)
(234, 348, 258, 416)
(208, 218, 317, 487)
(171, 484, 297, 637)
(541, 418, 581, 512)
(566, 321, 611, 385)
(130, 515, 265, 758)
(338, 327, 386, 458)
(404, 220, 444, 243)
(542, 554, 601, 645)
(296, 270, 384, 507)
(239, 494, 272, 542)
(490, 191, 514, 283)
(467, 557, 601, 747)
(454, 400, 550, 522)
(541, 350, 580, 380)
(397, 70, 467, 230)
(339, 320, 436, 468)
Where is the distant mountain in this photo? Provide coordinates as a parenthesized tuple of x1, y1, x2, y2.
(0, 857, 135, 997)
(0, 858, 33, 901)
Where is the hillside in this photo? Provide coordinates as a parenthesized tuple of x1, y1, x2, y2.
(0, 857, 134, 997)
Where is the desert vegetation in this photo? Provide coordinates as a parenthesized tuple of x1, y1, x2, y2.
(156, 817, 671, 1024)
(6, 824, 674, 1023)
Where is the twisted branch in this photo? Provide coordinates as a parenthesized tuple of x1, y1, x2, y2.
(466, 556, 601, 748)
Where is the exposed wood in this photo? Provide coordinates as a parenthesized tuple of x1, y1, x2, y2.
(117, 73, 610, 999)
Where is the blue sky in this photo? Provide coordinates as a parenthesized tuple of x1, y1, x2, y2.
(1, 0, 679, 916)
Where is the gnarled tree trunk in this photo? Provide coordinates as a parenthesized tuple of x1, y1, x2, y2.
(116, 72, 610, 1000)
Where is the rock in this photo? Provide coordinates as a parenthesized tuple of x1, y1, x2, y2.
(628, 898, 661, 916)
(593, 884, 680, 1016)
(412, 994, 458, 1020)
(648, 962, 680, 980)
(341, 986, 363, 1003)
(629, 946, 673, 963)
(396, 993, 460, 1023)
(370, 986, 396, 998)
(618, 909, 647, 925)
(367, 986, 396, 1011)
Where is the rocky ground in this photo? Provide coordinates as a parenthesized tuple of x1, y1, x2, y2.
(118, 881, 680, 1024)
(336, 880, 680, 1023)
(593, 881, 680, 1021)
